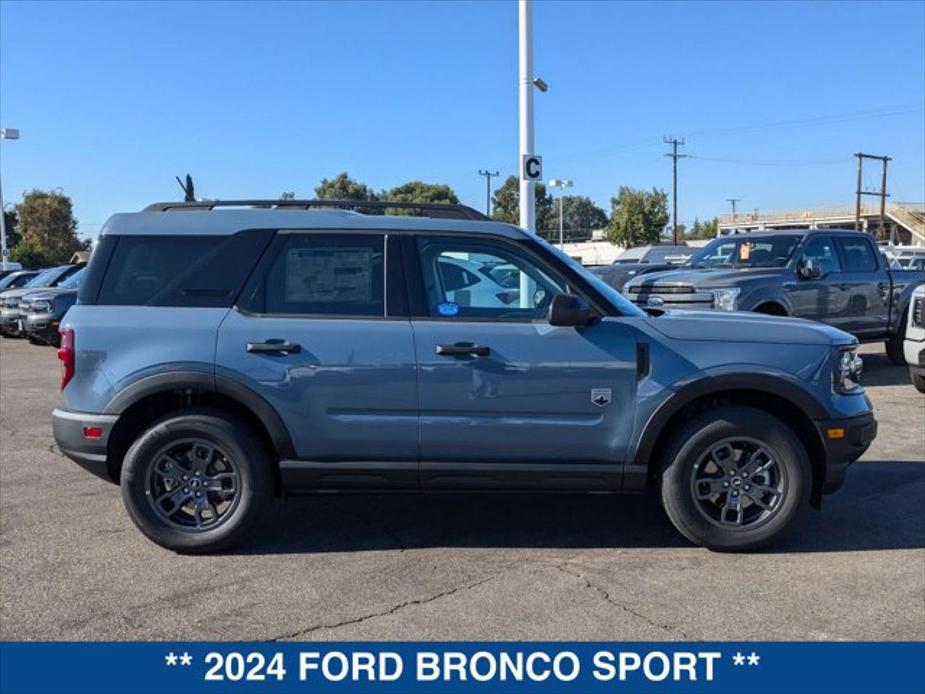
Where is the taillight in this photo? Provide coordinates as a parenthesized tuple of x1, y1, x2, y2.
(57, 327, 74, 390)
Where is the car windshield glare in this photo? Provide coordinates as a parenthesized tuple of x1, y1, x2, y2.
(59, 267, 86, 289)
(687, 235, 800, 268)
(24, 268, 58, 287)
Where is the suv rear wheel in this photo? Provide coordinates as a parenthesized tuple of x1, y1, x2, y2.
(120, 411, 273, 553)
(659, 406, 810, 551)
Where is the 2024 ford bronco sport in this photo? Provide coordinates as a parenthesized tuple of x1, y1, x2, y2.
(53, 200, 877, 553)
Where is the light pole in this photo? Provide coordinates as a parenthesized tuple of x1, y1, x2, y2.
(0, 127, 20, 265)
(547, 178, 573, 247)
(518, 0, 547, 234)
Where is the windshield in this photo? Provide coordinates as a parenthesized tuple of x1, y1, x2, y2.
(534, 236, 645, 317)
(0, 273, 31, 290)
(687, 235, 800, 269)
(59, 267, 85, 289)
(24, 268, 59, 288)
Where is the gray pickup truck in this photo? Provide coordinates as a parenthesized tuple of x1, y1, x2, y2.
(623, 229, 925, 364)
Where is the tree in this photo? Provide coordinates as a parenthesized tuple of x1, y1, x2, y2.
(491, 175, 555, 230)
(280, 191, 295, 200)
(176, 174, 195, 202)
(2, 206, 20, 249)
(314, 172, 378, 201)
(10, 237, 49, 268)
(686, 217, 719, 240)
(560, 195, 608, 233)
(606, 186, 669, 247)
(383, 181, 459, 216)
(14, 189, 82, 264)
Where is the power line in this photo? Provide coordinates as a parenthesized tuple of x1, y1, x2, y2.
(687, 154, 848, 168)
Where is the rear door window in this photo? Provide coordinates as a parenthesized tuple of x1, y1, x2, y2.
(240, 233, 385, 317)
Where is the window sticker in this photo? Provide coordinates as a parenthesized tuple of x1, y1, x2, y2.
(436, 301, 460, 317)
(285, 248, 373, 303)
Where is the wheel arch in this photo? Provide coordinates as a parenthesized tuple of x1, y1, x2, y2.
(752, 300, 790, 316)
(632, 375, 829, 506)
(103, 372, 294, 484)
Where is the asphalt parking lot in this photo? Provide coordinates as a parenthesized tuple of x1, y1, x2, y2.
(1, 338, 922, 641)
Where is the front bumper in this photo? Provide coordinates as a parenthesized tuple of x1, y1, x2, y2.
(22, 312, 60, 341)
(815, 411, 877, 494)
(52, 408, 119, 483)
(0, 307, 23, 333)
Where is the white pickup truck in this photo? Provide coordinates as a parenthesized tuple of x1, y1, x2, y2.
(905, 284, 925, 393)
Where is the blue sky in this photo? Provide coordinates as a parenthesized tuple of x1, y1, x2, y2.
(1, 0, 923, 238)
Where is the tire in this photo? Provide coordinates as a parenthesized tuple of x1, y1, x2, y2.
(911, 371, 925, 394)
(120, 410, 274, 553)
(885, 315, 907, 366)
(659, 406, 811, 551)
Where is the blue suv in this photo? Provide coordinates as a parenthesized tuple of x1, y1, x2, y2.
(53, 200, 877, 553)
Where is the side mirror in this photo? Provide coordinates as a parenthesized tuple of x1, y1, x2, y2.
(797, 258, 821, 280)
(548, 293, 592, 327)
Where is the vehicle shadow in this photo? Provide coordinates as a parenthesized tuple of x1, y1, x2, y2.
(861, 352, 914, 387)
(235, 459, 924, 556)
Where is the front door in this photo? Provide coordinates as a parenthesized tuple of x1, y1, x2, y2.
(405, 234, 638, 490)
(787, 235, 851, 332)
(216, 231, 419, 488)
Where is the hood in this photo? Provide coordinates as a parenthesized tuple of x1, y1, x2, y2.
(593, 263, 676, 290)
(20, 287, 77, 301)
(0, 287, 44, 301)
(643, 309, 855, 346)
(625, 266, 788, 290)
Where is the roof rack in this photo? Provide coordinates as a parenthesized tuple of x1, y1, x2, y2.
(143, 199, 490, 221)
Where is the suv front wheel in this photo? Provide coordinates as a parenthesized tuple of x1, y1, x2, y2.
(120, 411, 273, 553)
(659, 406, 811, 551)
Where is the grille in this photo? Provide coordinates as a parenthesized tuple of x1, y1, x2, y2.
(627, 284, 695, 294)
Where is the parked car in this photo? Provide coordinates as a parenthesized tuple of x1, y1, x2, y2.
(0, 265, 83, 337)
(590, 244, 691, 292)
(623, 230, 924, 365)
(54, 200, 875, 554)
(905, 284, 925, 393)
(21, 267, 86, 346)
(0, 269, 41, 291)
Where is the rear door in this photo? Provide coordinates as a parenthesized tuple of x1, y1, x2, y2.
(404, 233, 638, 490)
(833, 234, 890, 337)
(216, 231, 419, 488)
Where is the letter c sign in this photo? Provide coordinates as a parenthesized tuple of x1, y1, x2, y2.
(522, 155, 543, 181)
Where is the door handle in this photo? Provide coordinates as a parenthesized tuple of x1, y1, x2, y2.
(246, 340, 302, 354)
(435, 342, 490, 357)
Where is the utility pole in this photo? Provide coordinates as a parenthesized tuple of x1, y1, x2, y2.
(854, 152, 892, 241)
(478, 170, 499, 217)
(726, 198, 742, 226)
(664, 137, 687, 244)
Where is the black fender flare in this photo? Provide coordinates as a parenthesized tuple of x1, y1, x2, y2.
(631, 372, 828, 471)
(103, 370, 295, 459)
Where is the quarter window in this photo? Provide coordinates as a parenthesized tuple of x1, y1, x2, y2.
(415, 236, 566, 320)
(249, 233, 385, 317)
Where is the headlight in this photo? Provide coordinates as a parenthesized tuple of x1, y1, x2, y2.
(712, 288, 741, 311)
(31, 299, 53, 313)
(834, 347, 864, 393)
(2, 297, 19, 308)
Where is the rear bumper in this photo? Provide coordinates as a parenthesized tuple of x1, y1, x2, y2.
(815, 411, 877, 494)
(52, 408, 119, 483)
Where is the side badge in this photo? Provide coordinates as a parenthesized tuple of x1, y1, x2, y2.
(591, 388, 612, 407)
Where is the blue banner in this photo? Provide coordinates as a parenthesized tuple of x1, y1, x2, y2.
(1, 642, 922, 694)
